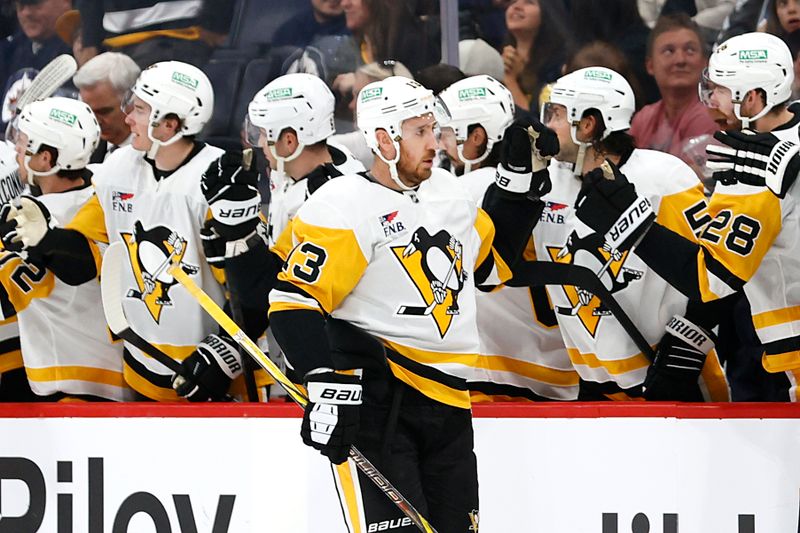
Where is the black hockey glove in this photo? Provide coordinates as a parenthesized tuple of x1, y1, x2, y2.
(172, 333, 243, 402)
(643, 315, 714, 402)
(200, 217, 268, 268)
(495, 117, 555, 198)
(0, 196, 55, 252)
(706, 129, 800, 198)
(202, 151, 262, 240)
(574, 160, 655, 253)
(301, 370, 362, 465)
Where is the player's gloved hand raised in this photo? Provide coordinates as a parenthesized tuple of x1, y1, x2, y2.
(172, 333, 243, 402)
(495, 116, 555, 198)
(301, 370, 362, 465)
(706, 129, 800, 198)
(643, 315, 715, 402)
(202, 151, 261, 240)
(0, 196, 55, 252)
(574, 160, 655, 253)
(200, 217, 268, 268)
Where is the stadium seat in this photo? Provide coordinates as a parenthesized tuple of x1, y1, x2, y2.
(202, 58, 246, 140)
(230, 0, 306, 52)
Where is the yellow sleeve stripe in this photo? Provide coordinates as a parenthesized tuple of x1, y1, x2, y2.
(382, 338, 477, 369)
(268, 300, 324, 314)
(700, 349, 730, 401)
(123, 363, 183, 402)
(65, 193, 109, 244)
(567, 347, 651, 375)
(474, 354, 579, 386)
(0, 315, 17, 326)
(752, 306, 800, 330)
(474, 208, 495, 267)
(333, 461, 365, 533)
(386, 359, 471, 409)
(762, 350, 800, 373)
(656, 183, 706, 242)
(25, 365, 127, 388)
(0, 349, 22, 372)
(149, 342, 196, 362)
(604, 392, 646, 401)
(277, 217, 368, 314)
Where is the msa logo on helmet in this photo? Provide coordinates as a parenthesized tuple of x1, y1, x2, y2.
(584, 70, 613, 82)
(171, 72, 199, 90)
(48, 109, 76, 126)
(361, 87, 383, 102)
(266, 87, 292, 101)
(458, 87, 487, 101)
(739, 49, 768, 62)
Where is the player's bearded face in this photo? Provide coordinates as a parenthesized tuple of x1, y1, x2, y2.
(543, 103, 578, 162)
(397, 114, 438, 186)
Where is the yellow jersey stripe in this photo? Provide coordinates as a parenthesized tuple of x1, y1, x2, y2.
(334, 461, 364, 533)
(752, 306, 800, 330)
(567, 347, 651, 375)
(386, 359, 471, 409)
(474, 208, 495, 268)
(0, 349, 23, 372)
(26, 365, 126, 388)
(762, 350, 800, 373)
(103, 26, 201, 48)
(474, 354, 579, 386)
(700, 349, 730, 401)
(123, 362, 184, 402)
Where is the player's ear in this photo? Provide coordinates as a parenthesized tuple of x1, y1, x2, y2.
(280, 128, 299, 149)
(376, 128, 397, 159)
(469, 125, 487, 148)
(577, 114, 598, 142)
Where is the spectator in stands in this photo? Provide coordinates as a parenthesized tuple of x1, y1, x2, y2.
(629, 13, 718, 162)
(341, 0, 440, 73)
(767, 0, 800, 43)
(416, 62, 466, 95)
(329, 59, 413, 168)
(72, 51, 139, 162)
(273, 0, 348, 49)
(0, 0, 71, 92)
(561, 40, 645, 110)
(570, 0, 660, 104)
(502, 0, 572, 112)
(76, 0, 234, 69)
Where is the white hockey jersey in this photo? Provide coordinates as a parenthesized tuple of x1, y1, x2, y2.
(0, 185, 133, 400)
(65, 144, 230, 401)
(536, 151, 728, 400)
(460, 165, 578, 401)
(270, 168, 511, 409)
(0, 140, 24, 376)
(689, 117, 800, 397)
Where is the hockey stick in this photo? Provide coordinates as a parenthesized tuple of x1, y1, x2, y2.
(168, 262, 438, 533)
(100, 242, 237, 401)
(397, 244, 461, 316)
(555, 251, 615, 316)
(14, 54, 77, 114)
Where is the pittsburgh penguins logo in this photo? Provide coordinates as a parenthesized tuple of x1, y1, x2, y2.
(546, 230, 642, 337)
(121, 222, 199, 324)
(468, 509, 479, 531)
(392, 228, 467, 338)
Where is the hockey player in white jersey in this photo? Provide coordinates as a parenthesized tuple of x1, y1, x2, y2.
(537, 66, 729, 401)
(268, 75, 556, 532)
(0, 96, 134, 401)
(576, 33, 800, 400)
(0, 61, 258, 402)
(438, 75, 578, 401)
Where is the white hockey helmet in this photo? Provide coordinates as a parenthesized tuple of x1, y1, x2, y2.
(700, 32, 793, 128)
(130, 61, 214, 155)
(14, 96, 100, 178)
(545, 67, 635, 144)
(357, 76, 447, 189)
(437, 75, 515, 172)
(246, 73, 336, 173)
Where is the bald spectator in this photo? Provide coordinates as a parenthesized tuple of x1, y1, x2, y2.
(0, 0, 72, 90)
(73, 51, 139, 161)
(629, 13, 719, 163)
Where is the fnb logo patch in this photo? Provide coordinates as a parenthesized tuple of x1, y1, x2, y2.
(112, 191, 134, 212)
(458, 87, 487, 100)
(49, 109, 77, 126)
(541, 201, 568, 224)
(379, 210, 405, 237)
(739, 49, 768, 62)
(171, 72, 198, 90)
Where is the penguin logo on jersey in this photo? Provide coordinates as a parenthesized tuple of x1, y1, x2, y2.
(546, 230, 643, 337)
(121, 222, 199, 324)
(392, 228, 467, 338)
(468, 510, 479, 531)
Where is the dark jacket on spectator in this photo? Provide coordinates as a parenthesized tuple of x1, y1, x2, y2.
(272, 7, 348, 49)
(0, 30, 71, 95)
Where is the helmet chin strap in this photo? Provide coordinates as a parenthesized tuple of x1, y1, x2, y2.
(23, 154, 59, 184)
(735, 102, 771, 130)
(375, 140, 415, 191)
(269, 142, 305, 175)
(146, 121, 185, 159)
(569, 125, 589, 177)
(457, 141, 493, 175)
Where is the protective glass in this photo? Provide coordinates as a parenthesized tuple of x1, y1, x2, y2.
(698, 68, 731, 108)
(540, 102, 567, 127)
(244, 115, 266, 148)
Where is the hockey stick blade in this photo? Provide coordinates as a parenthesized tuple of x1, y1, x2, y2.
(101, 242, 237, 401)
(15, 54, 77, 113)
(168, 262, 438, 533)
